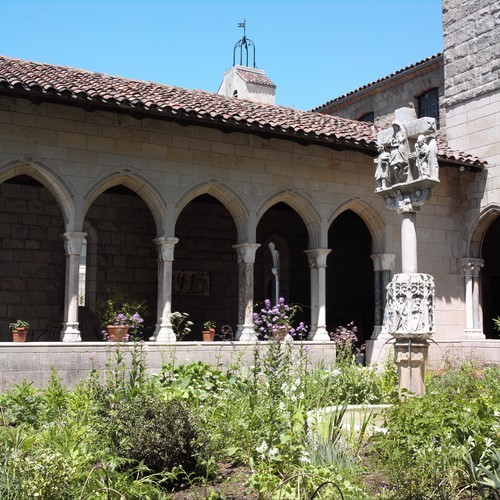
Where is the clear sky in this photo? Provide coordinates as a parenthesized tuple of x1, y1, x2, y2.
(0, 0, 443, 111)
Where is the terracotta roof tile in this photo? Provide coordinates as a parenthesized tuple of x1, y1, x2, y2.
(0, 55, 485, 168)
(236, 68, 276, 88)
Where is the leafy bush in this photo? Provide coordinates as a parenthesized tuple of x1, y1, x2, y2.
(373, 361, 500, 498)
(109, 394, 204, 476)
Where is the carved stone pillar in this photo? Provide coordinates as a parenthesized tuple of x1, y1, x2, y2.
(304, 249, 331, 341)
(233, 243, 261, 341)
(461, 258, 485, 339)
(370, 253, 396, 339)
(152, 237, 178, 342)
(61, 232, 87, 342)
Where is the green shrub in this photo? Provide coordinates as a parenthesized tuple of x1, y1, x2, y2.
(110, 394, 203, 475)
(373, 361, 500, 498)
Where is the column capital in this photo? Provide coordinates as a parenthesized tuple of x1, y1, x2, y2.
(370, 253, 396, 271)
(233, 243, 261, 264)
(461, 257, 484, 277)
(154, 237, 179, 262)
(61, 232, 87, 255)
(304, 248, 331, 268)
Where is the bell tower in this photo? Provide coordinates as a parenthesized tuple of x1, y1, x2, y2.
(217, 20, 276, 104)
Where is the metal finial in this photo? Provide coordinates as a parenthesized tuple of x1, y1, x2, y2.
(233, 19, 257, 68)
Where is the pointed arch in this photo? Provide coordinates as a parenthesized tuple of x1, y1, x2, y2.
(82, 171, 167, 236)
(468, 204, 500, 257)
(175, 180, 249, 243)
(0, 160, 74, 228)
(329, 199, 385, 253)
(255, 189, 322, 248)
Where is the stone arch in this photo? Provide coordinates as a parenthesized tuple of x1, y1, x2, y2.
(82, 172, 167, 236)
(0, 160, 74, 228)
(470, 204, 500, 338)
(255, 190, 322, 248)
(329, 199, 385, 254)
(175, 181, 249, 243)
(468, 204, 500, 257)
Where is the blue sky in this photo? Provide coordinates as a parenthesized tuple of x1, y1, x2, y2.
(0, 0, 443, 110)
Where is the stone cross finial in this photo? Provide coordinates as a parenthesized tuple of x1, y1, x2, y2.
(375, 107, 439, 200)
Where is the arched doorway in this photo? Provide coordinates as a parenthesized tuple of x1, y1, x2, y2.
(327, 210, 374, 343)
(481, 217, 500, 339)
(83, 185, 158, 340)
(0, 175, 66, 340)
(255, 202, 310, 327)
(173, 194, 238, 339)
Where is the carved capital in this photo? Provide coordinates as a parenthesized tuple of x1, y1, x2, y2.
(154, 237, 179, 262)
(371, 253, 396, 272)
(461, 258, 484, 277)
(304, 248, 331, 268)
(233, 243, 261, 264)
(61, 232, 87, 255)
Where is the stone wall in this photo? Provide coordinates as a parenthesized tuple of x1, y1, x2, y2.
(443, 0, 500, 107)
(319, 59, 444, 130)
(0, 180, 65, 340)
(443, 0, 500, 167)
(0, 93, 473, 342)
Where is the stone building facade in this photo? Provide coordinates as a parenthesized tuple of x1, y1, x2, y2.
(0, 0, 498, 367)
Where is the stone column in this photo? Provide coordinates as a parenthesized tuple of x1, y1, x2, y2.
(61, 232, 87, 342)
(401, 210, 418, 274)
(370, 253, 396, 339)
(233, 243, 260, 341)
(394, 337, 428, 396)
(152, 237, 178, 342)
(461, 257, 485, 339)
(304, 249, 331, 341)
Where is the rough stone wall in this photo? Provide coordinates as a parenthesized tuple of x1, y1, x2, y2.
(443, 0, 500, 167)
(443, 0, 500, 107)
(0, 181, 65, 340)
(173, 196, 239, 338)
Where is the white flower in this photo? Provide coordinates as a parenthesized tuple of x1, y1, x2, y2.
(256, 440, 268, 454)
(269, 447, 279, 456)
(299, 451, 310, 463)
(331, 369, 341, 377)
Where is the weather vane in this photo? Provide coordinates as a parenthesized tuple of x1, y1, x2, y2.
(233, 19, 256, 68)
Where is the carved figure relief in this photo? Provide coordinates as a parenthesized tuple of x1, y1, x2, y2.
(384, 273, 435, 337)
(387, 121, 409, 184)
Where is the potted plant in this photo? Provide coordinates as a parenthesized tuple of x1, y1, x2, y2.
(96, 288, 147, 342)
(9, 320, 30, 342)
(202, 320, 216, 341)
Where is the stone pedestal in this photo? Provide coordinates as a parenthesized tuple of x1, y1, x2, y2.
(394, 337, 429, 396)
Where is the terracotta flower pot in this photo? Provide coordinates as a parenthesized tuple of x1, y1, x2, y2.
(12, 328, 27, 342)
(202, 329, 215, 341)
(272, 326, 290, 340)
(106, 325, 129, 342)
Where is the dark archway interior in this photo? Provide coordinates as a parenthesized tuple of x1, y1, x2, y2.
(173, 194, 238, 339)
(481, 217, 500, 339)
(0, 175, 65, 340)
(327, 210, 374, 344)
(255, 202, 310, 328)
(84, 185, 157, 340)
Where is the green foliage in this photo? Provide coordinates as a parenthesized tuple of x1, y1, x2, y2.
(373, 360, 500, 498)
(0, 381, 43, 427)
(170, 311, 193, 341)
(203, 320, 216, 330)
(8, 319, 30, 330)
(109, 394, 203, 476)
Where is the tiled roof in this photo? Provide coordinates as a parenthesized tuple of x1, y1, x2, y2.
(0, 55, 484, 167)
(236, 68, 276, 88)
(312, 54, 444, 112)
